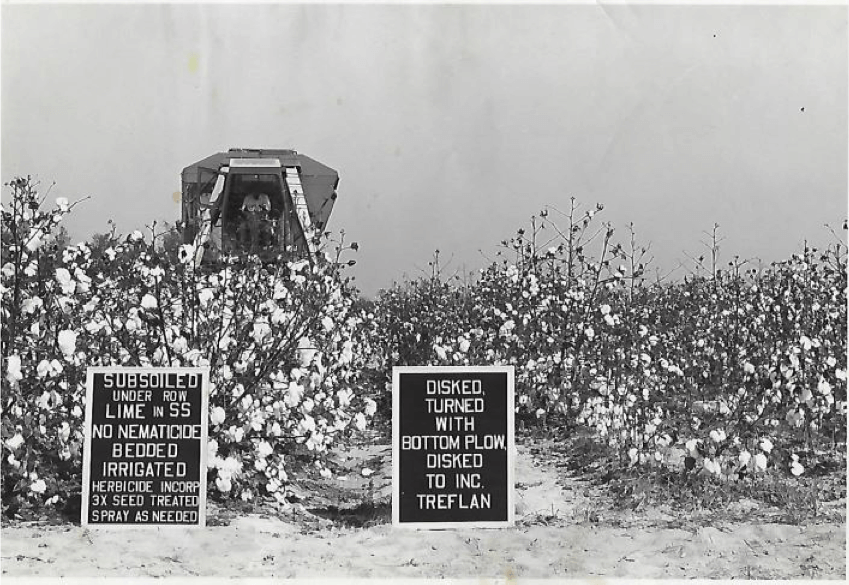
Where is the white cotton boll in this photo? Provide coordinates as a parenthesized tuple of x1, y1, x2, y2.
(256, 440, 273, 458)
(354, 412, 367, 431)
(210, 406, 226, 426)
(790, 460, 804, 476)
(198, 288, 214, 307)
(6, 354, 24, 388)
(336, 389, 353, 408)
(22, 296, 43, 315)
(753, 453, 768, 473)
(364, 398, 377, 417)
(140, 294, 158, 310)
(271, 308, 289, 326)
(55, 268, 75, 295)
(322, 316, 335, 332)
(685, 438, 701, 458)
(817, 379, 832, 396)
(704, 458, 723, 476)
(285, 382, 304, 408)
(152, 347, 166, 364)
(266, 478, 282, 494)
(252, 322, 271, 343)
(709, 429, 726, 443)
(36, 391, 52, 410)
(458, 337, 471, 353)
(759, 438, 774, 453)
(225, 425, 244, 444)
(744, 362, 755, 374)
(215, 476, 232, 493)
(36, 360, 51, 379)
(171, 336, 188, 355)
(738, 450, 751, 467)
(25, 230, 44, 252)
(57, 330, 78, 359)
(5, 433, 25, 451)
(433, 345, 447, 360)
(361, 467, 374, 477)
(30, 479, 47, 494)
(55, 197, 69, 212)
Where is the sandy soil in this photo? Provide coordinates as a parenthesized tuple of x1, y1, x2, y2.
(2, 439, 845, 580)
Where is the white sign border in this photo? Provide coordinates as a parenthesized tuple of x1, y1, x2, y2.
(392, 365, 515, 530)
(81, 366, 210, 529)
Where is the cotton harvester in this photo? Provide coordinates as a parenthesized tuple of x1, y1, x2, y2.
(180, 148, 339, 264)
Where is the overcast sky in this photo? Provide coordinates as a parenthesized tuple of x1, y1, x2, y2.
(3, 3, 846, 296)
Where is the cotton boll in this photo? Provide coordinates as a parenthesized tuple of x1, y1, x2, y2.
(57, 330, 78, 359)
(6, 354, 24, 388)
(210, 406, 226, 426)
(5, 433, 25, 451)
(140, 294, 158, 310)
(215, 476, 232, 493)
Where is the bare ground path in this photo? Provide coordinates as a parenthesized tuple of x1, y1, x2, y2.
(2, 437, 845, 580)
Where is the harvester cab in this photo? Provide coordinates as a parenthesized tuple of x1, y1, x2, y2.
(180, 149, 339, 264)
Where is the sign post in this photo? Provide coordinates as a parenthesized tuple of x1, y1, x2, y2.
(392, 366, 515, 528)
(81, 367, 209, 527)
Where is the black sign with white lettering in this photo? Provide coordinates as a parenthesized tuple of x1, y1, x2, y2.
(81, 367, 209, 527)
(392, 367, 514, 528)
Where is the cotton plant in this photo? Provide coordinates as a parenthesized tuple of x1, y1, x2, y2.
(367, 202, 846, 480)
(1, 177, 376, 511)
